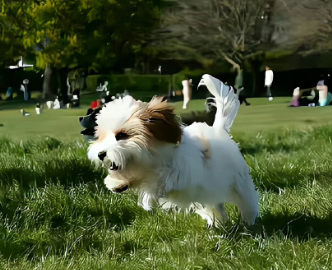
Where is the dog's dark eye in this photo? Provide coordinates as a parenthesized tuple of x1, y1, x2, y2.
(149, 118, 159, 123)
(115, 132, 129, 141)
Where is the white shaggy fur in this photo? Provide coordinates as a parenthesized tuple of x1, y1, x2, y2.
(88, 74, 259, 226)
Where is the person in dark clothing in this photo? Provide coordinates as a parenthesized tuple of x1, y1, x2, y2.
(234, 70, 250, 106)
(237, 88, 251, 106)
(72, 89, 80, 107)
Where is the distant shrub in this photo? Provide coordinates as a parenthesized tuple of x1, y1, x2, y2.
(86, 74, 171, 96)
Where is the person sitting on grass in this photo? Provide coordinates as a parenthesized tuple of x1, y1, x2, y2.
(316, 74, 332, 107)
(53, 96, 62, 109)
(289, 87, 318, 107)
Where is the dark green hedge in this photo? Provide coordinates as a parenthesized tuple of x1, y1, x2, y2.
(86, 69, 237, 101)
(86, 74, 171, 95)
(85, 70, 212, 101)
(172, 68, 206, 91)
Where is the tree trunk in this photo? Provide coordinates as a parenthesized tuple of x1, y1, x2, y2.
(56, 67, 69, 104)
(222, 54, 243, 90)
(248, 59, 262, 96)
(252, 68, 258, 96)
(234, 69, 244, 89)
(42, 65, 56, 101)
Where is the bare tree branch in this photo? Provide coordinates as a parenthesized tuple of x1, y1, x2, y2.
(152, 0, 270, 72)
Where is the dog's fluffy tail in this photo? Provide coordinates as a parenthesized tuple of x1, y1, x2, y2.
(198, 74, 240, 133)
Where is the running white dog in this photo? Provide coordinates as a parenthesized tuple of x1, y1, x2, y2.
(87, 75, 259, 226)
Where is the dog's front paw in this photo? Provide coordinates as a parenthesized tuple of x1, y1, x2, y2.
(104, 175, 129, 194)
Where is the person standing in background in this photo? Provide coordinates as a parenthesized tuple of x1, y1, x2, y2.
(182, 78, 192, 109)
(265, 66, 274, 101)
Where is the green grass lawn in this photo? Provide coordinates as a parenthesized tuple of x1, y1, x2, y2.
(2, 94, 332, 140)
(1, 95, 332, 269)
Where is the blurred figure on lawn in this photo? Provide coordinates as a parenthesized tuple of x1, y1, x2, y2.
(182, 79, 192, 109)
(265, 66, 274, 101)
(289, 87, 317, 107)
(289, 73, 332, 107)
(316, 74, 332, 106)
(5, 86, 13, 101)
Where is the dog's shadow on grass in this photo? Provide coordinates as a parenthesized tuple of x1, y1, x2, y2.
(240, 144, 302, 157)
(248, 212, 332, 241)
(0, 160, 105, 189)
(253, 167, 332, 195)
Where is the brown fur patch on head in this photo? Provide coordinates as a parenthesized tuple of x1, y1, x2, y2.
(140, 96, 182, 144)
(121, 96, 182, 145)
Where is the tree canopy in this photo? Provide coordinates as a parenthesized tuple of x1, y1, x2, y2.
(1, 0, 332, 76)
(1, 0, 166, 72)
(152, 0, 271, 73)
(152, 0, 332, 73)
(1, 0, 168, 99)
(0, 0, 29, 66)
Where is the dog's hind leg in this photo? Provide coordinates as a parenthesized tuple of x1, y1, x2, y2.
(231, 179, 259, 225)
(216, 203, 228, 224)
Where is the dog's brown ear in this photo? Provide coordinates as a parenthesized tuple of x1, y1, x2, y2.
(139, 96, 182, 144)
(148, 95, 168, 109)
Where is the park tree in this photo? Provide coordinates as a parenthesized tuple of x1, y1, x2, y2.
(0, 0, 84, 100)
(269, 0, 332, 54)
(23, 0, 91, 102)
(153, 0, 332, 93)
(153, 0, 272, 84)
(1, 0, 167, 101)
(0, 0, 30, 66)
(255, 0, 332, 55)
(79, 0, 168, 74)
(253, 0, 332, 76)
(0, 0, 34, 93)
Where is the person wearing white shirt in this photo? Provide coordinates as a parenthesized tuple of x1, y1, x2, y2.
(265, 66, 274, 101)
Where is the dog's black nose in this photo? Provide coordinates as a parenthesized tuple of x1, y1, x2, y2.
(79, 117, 83, 123)
(98, 151, 107, 161)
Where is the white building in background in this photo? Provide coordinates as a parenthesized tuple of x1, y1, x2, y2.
(8, 56, 33, 69)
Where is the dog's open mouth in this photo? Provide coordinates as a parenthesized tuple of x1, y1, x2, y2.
(110, 161, 120, 171)
(98, 151, 122, 171)
(112, 185, 129, 193)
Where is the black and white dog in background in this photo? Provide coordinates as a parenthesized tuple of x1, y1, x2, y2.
(79, 90, 131, 141)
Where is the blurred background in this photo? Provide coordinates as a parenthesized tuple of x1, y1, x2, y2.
(1, 0, 332, 102)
